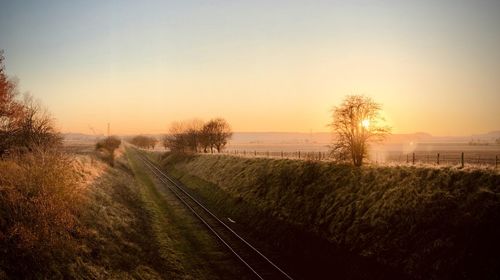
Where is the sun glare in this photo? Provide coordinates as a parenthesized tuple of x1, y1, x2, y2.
(361, 119, 370, 129)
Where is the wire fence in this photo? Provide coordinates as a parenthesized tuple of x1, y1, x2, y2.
(220, 149, 500, 169)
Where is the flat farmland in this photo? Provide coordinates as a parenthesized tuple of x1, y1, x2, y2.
(226, 142, 500, 167)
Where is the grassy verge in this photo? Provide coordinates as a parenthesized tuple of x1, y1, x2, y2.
(70, 153, 175, 279)
(2, 146, 252, 279)
(124, 148, 252, 280)
(160, 153, 500, 280)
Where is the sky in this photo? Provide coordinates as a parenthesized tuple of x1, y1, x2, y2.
(0, 0, 499, 136)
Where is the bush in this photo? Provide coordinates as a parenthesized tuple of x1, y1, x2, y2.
(0, 149, 85, 277)
(95, 136, 121, 166)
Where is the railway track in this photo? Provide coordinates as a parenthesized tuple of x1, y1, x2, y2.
(136, 151, 294, 280)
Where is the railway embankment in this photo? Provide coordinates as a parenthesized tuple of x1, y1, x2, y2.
(160, 152, 500, 280)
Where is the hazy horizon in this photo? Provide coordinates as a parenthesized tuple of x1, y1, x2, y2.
(1, 0, 500, 136)
(63, 129, 500, 139)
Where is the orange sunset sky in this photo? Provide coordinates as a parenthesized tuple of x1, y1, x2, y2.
(1, 0, 499, 136)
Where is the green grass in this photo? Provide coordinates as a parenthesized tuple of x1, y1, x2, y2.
(125, 148, 252, 280)
(160, 153, 500, 280)
(71, 154, 173, 279)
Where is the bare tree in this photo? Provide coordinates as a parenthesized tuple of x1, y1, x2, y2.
(163, 118, 232, 153)
(200, 120, 217, 153)
(96, 136, 121, 166)
(1, 52, 61, 155)
(208, 118, 232, 153)
(163, 121, 189, 152)
(0, 51, 24, 155)
(15, 94, 62, 152)
(163, 120, 204, 153)
(130, 135, 158, 149)
(184, 119, 204, 152)
(330, 95, 390, 166)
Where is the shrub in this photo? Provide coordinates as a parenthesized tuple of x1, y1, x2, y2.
(95, 136, 121, 166)
(0, 149, 85, 277)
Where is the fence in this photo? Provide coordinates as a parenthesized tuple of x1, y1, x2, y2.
(221, 150, 499, 168)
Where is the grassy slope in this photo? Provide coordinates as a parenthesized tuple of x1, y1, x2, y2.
(70, 153, 178, 279)
(67, 148, 251, 279)
(125, 148, 252, 280)
(161, 153, 500, 280)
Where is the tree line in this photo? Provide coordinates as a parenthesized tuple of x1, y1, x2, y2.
(129, 135, 158, 149)
(162, 118, 232, 153)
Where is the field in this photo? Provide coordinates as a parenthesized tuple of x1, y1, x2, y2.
(225, 142, 500, 167)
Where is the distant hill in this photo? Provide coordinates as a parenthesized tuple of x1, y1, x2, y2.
(62, 130, 500, 145)
(63, 133, 103, 143)
(230, 132, 331, 144)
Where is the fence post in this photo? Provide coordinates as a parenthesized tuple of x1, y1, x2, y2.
(412, 153, 415, 165)
(437, 153, 440, 165)
(298, 151, 301, 159)
(406, 154, 409, 164)
(461, 152, 464, 168)
(318, 151, 321, 161)
(496, 155, 498, 169)
(281, 151, 283, 158)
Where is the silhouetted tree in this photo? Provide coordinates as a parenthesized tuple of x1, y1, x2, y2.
(200, 121, 217, 153)
(184, 119, 204, 152)
(130, 135, 158, 149)
(163, 118, 232, 153)
(163, 121, 189, 152)
(15, 95, 62, 152)
(96, 136, 121, 166)
(0, 51, 23, 155)
(330, 95, 390, 166)
(163, 120, 204, 153)
(0, 51, 61, 155)
(207, 118, 232, 153)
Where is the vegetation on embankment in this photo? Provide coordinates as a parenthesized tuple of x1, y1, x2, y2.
(1, 145, 250, 279)
(161, 153, 500, 280)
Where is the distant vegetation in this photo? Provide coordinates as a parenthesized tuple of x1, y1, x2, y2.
(162, 118, 232, 153)
(129, 135, 158, 149)
(330, 95, 391, 166)
(95, 136, 122, 166)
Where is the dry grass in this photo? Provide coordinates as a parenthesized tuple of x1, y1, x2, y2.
(161, 152, 500, 280)
(1, 144, 251, 279)
(0, 149, 86, 277)
(70, 154, 172, 279)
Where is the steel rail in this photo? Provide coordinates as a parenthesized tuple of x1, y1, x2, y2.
(137, 151, 294, 280)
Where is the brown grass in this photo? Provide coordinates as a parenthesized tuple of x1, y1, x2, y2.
(0, 149, 86, 277)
